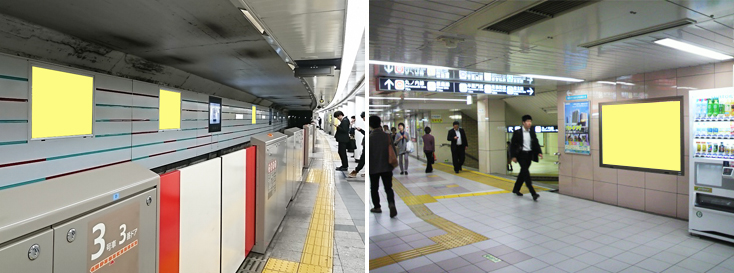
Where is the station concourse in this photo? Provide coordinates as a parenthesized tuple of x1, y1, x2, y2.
(369, 0, 734, 272)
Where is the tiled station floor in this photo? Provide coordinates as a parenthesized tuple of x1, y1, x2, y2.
(254, 131, 365, 273)
(369, 163, 734, 273)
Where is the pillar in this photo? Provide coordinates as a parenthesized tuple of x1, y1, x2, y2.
(478, 99, 506, 174)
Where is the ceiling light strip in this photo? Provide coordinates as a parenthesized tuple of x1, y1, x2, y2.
(519, 74, 583, 82)
(654, 38, 733, 60)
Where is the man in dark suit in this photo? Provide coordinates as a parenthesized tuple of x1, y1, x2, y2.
(510, 115, 543, 201)
(447, 121, 468, 173)
(334, 111, 350, 171)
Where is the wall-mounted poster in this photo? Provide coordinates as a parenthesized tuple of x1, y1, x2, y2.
(564, 101, 590, 155)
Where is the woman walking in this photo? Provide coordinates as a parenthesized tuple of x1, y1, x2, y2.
(422, 127, 435, 173)
(394, 123, 410, 175)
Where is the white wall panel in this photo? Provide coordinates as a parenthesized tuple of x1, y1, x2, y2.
(179, 158, 222, 273)
(221, 150, 246, 273)
(0, 53, 277, 189)
(0, 54, 28, 79)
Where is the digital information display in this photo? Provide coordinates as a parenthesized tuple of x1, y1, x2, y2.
(209, 96, 222, 133)
(379, 77, 534, 96)
(600, 97, 684, 175)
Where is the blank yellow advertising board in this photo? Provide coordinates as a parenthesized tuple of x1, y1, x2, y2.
(600, 98, 683, 174)
(31, 66, 94, 139)
(159, 89, 181, 130)
(252, 106, 256, 124)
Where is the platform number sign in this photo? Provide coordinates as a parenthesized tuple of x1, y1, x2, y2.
(267, 159, 277, 199)
(87, 202, 141, 273)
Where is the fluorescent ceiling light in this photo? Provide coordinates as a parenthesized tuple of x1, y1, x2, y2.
(370, 97, 467, 102)
(325, 0, 366, 110)
(368, 60, 454, 71)
(240, 9, 265, 34)
(520, 74, 584, 82)
(466, 96, 472, 105)
(597, 81, 616, 85)
(654, 38, 733, 60)
(616, 82, 634, 86)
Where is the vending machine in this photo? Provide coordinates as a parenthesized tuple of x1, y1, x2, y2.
(689, 87, 734, 243)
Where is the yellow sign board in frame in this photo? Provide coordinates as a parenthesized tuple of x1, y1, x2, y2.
(31, 66, 94, 139)
(159, 89, 181, 130)
(252, 106, 256, 124)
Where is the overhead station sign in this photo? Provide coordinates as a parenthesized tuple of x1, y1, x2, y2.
(377, 65, 534, 85)
(379, 77, 535, 96)
(379, 78, 456, 92)
(376, 64, 535, 96)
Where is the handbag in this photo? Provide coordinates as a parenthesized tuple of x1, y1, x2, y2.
(406, 140, 415, 153)
(387, 135, 398, 169)
(433, 153, 437, 161)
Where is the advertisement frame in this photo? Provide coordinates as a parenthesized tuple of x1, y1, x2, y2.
(564, 100, 591, 155)
(598, 96, 684, 175)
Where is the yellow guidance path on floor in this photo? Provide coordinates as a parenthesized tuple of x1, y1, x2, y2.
(369, 178, 490, 270)
(263, 135, 336, 273)
(433, 163, 550, 194)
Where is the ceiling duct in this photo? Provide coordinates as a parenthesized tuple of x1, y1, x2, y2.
(483, 0, 600, 34)
(578, 18, 697, 48)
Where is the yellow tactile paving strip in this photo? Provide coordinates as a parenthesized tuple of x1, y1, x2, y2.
(434, 163, 550, 193)
(433, 190, 511, 199)
(263, 134, 335, 273)
(368, 178, 490, 270)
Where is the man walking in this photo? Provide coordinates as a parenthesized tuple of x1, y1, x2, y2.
(447, 121, 468, 173)
(510, 115, 542, 201)
(369, 115, 397, 218)
(334, 111, 350, 171)
(349, 112, 366, 178)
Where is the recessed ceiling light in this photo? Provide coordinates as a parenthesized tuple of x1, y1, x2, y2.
(520, 74, 584, 82)
(654, 38, 733, 60)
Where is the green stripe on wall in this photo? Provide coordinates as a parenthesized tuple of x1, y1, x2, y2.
(0, 178, 45, 191)
(0, 75, 28, 82)
(96, 104, 158, 109)
(0, 140, 28, 146)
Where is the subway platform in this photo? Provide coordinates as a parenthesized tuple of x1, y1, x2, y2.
(369, 163, 734, 273)
(250, 131, 365, 273)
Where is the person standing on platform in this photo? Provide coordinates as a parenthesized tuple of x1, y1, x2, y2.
(349, 112, 366, 178)
(510, 115, 542, 201)
(422, 127, 435, 173)
(447, 121, 468, 173)
(394, 123, 410, 175)
(383, 125, 389, 132)
(369, 115, 397, 218)
(318, 117, 322, 130)
(334, 111, 350, 171)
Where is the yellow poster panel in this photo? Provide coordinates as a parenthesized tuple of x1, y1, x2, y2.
(31, 67, 94, 139)
(601, 101, 681, 172)
(159, 89, 181, 130)
(252, 106, 256, 124)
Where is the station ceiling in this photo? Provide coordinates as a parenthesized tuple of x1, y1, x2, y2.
(370, 0, 734, 80)
(0, 0, 348, 110)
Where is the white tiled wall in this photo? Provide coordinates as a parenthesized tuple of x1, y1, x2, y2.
(557, 59, 734, 220)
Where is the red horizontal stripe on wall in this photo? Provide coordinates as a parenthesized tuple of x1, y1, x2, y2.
(164, 140, 177, 143)
(159, 171, 181, 273)
(196, 135, 211, 139)
(0, 158, 46, 169)
(0, 97, 27, 102)
(187, 143, 210, 150)
(46, 160, 130, 180)
(149, 150, 176, 158)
